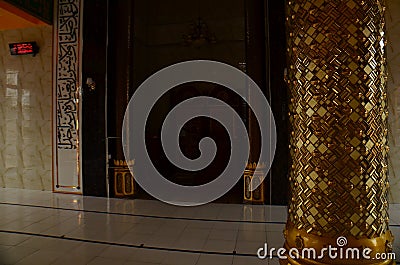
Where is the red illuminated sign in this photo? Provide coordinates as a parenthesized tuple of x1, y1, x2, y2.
(9, 42, 39, 56)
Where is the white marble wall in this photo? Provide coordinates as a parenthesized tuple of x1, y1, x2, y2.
(387, 0, 400, 203)
(0, 26, 53, 191)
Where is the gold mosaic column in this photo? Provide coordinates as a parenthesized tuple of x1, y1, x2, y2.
(283, 0, 395, 264)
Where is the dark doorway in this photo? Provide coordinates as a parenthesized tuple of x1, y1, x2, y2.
(101, 0, 288, 204)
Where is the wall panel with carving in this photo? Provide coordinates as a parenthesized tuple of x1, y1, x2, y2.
(52, 0, 83, 193)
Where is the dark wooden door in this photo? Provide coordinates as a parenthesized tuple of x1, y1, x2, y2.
(102, 0, 289, 204)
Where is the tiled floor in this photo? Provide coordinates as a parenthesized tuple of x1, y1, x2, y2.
(0, 188, 398, 265)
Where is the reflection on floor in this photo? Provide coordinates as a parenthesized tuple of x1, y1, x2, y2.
(0, 188, 398, 265)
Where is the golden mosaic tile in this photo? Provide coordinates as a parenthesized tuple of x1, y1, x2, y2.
(286, 0, 391, 240)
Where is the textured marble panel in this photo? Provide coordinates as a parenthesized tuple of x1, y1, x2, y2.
(0, 26, 53, 191)
(387, 0, 400, 203)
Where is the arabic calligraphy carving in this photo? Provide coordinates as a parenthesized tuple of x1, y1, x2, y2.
(55, 0, 81, 150)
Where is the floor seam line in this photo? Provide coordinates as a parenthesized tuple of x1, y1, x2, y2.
(0, 230, 261, 258)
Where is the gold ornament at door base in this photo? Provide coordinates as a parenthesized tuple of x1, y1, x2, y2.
(113, 160, 136, 197)
(244, 162, 266, 204)
(283, 0, 395, 264)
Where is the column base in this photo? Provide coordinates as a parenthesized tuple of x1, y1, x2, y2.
(280, 222, 395, 265)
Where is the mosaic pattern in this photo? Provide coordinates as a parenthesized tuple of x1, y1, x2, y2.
(55, 0, 81, 150)
(286, 0, 390, 238)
